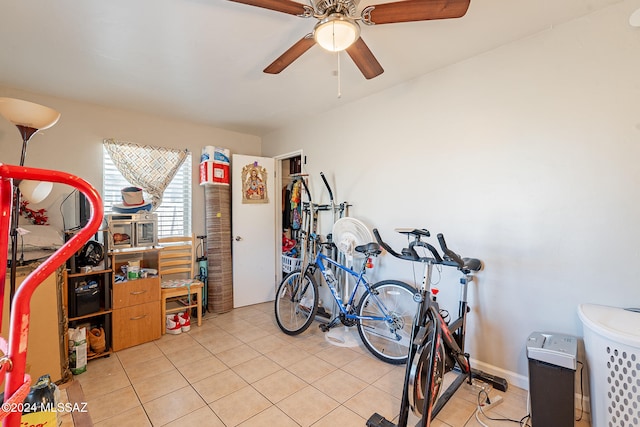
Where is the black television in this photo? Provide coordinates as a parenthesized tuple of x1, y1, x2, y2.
(77, 190, 91, 228)
(63, 190, 92, 231)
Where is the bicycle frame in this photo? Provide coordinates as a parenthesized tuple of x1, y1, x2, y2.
(311, 249, 392, 323)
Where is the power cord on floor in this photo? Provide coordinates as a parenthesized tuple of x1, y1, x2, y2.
(475, 388, 532, 427)
(575, 360, 584, 422)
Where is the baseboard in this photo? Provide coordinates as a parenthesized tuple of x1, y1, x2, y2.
(471, 358, 529, 390)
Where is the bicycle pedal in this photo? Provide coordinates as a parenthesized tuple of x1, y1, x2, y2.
(366, 413, 396, 427)
(319, 324, 330, 332)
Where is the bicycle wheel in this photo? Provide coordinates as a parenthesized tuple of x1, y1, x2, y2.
(408, 325, 446, 417)
(274, 270, 319, 335)
(356, 280, 417, 364)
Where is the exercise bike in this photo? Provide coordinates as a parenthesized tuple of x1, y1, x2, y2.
(367, 228, 508, 427)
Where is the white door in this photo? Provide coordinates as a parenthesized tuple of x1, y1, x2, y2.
(232, 154, 276, 307)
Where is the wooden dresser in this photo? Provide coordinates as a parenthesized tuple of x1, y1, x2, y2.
(110, 248, 161, 351)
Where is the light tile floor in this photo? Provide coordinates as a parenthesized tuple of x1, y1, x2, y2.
(76, 302, 592, 426)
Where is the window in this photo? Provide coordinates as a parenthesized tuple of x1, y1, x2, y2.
(102, 147, 192, 238)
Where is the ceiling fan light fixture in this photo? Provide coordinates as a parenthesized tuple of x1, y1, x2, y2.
(314, 13, 360, 52)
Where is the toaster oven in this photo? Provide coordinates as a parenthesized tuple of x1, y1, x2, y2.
(107, 213, 158, 249)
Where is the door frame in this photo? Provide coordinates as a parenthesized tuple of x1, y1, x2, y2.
(274, 149, 304, 286)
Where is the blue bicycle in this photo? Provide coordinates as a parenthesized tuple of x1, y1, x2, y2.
(274, 233, 417, 364)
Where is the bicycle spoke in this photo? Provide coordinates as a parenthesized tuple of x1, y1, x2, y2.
(357, 280, 417, 364)
(275, 270, 319, 335)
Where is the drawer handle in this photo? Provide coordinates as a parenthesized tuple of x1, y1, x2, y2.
(130, 314, 147, 321)
(130, 290, 148, 295)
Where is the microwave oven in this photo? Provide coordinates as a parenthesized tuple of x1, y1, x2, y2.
(107, 213, 158, 249)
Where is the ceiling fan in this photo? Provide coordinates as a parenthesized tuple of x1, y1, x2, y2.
(229, 0, 471, 79)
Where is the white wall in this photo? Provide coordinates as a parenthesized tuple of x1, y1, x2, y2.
(263, 0, 640, 387)
(0, 87, 261, 235)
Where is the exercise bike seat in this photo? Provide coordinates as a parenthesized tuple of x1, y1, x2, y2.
(462, 257, 483, 272)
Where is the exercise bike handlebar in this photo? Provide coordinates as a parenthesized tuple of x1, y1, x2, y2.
(373, 228, 410, 260)
(320, 172, 334, 203)
(300, 177, 312, 203)
(437, 233, 484, 273)
(437, 233, 465, 269)
(373, 228, 444, 264)
(374, 228, 483, 273)
(299, 175, 330, 209)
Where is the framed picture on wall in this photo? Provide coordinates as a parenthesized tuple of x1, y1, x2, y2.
(241, 162, 269, 204)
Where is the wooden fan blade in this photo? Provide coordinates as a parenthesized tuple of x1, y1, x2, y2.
(346, 38, 384, 79)
(228, 0, 308, 16)
(264, 35, 316, 74)
(366, 0, 471, 24)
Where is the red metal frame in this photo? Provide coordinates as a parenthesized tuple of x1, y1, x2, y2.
(0, 163, 103, 426)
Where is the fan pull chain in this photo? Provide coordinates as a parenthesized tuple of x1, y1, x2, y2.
(337, 51, 342, 98)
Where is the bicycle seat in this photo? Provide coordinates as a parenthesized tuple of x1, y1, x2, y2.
(355, 243, 382, 256)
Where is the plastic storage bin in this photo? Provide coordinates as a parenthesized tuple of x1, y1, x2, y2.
(578, 304, 640, 427)
(281, 254, 302, 274)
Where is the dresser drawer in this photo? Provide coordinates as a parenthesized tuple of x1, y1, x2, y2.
(112, 301, 160, 351)
(112, 278, 159, 308)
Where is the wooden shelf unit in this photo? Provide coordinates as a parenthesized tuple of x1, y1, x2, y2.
(110, 247, 161, 351)
(63, 267, 114, 362)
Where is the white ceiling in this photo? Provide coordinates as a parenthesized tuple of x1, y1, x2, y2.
(0, 0, 624, 136)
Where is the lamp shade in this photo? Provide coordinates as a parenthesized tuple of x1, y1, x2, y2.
(0, 98, 60, 131)
(19, 180, 53, 204)
(314, 14, 360, 52)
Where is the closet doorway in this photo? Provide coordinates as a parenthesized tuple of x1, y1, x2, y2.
(275, 150, 303, 286)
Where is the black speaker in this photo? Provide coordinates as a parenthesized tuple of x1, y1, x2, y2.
(73, 281, 100, 317)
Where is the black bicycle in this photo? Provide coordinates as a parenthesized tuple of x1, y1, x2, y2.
(367, 228, 508, 427)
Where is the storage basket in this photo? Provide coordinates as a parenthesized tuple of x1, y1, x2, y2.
(281, 254, 302, 273)
(578, 304, 640, 427)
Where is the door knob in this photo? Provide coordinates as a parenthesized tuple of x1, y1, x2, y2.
(235, 236, 243, 241)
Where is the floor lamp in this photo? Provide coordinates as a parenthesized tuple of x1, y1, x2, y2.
(0, 97, 60, 299)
